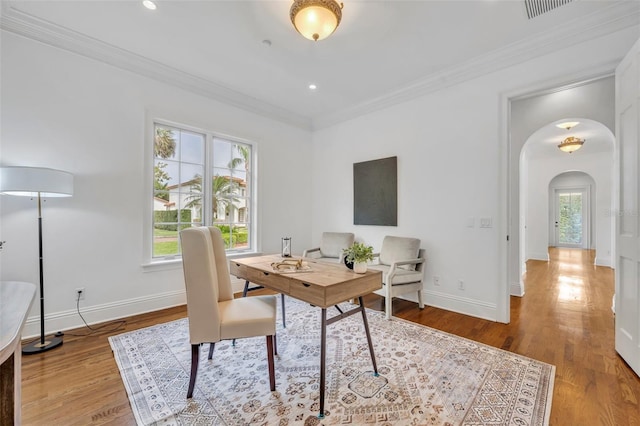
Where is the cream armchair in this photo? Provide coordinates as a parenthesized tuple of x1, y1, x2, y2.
(180, 226, 277, 398)
(303, 232, 355, 264)
(368, 236, 426, 320)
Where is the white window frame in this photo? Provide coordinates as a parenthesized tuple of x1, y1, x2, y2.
(143, 117, 259, 269)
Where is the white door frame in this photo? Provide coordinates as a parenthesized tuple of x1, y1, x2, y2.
(614, 38, 640, 377)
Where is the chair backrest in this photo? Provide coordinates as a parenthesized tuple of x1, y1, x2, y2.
(180, 226, 232, 344)
(379, 236, 421, 270)
(320, 232, 355, 258)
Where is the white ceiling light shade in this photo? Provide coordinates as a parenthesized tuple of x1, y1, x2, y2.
(555, 121, 584, 153)
(558, 136, 585, 153)
(143, 1, 157, 11)
(0, 166, 74, 197)
(290, 0, 343, 41)
(556, 121, 580, 130)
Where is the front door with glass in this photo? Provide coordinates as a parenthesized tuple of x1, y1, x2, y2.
(553, 188, 589, 249)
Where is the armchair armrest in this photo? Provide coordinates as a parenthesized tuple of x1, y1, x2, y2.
(302, 247, 320, 258)
(388, 257, 426, 279)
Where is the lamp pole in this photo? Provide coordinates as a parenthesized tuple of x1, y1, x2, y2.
(22, 192, 63, 354)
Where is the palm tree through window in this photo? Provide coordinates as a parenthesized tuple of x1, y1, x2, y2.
(151, 123, 253, 258)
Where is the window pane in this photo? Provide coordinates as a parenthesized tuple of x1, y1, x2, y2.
(213, 139, 233, 168)
(559, 192, 582, 245)
(154, 126, 178, 160)
(180, 131, 204, 164)
(153, 225, 179, 257)
(151, 123, 253, 259)
(180, 163, 203, 185)
(156, 159, 180, 187)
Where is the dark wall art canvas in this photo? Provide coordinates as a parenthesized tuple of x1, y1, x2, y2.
(353, 156, 397, 226)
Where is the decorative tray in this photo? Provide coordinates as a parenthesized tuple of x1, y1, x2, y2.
(271, 259, 312, 273)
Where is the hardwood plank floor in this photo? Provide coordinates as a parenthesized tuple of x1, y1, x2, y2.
(20, 247, 640, 425)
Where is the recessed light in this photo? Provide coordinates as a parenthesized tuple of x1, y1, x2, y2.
(556, 121, 579, 130)
(143, 1, 157, 10)
(308, 84, 317, 90)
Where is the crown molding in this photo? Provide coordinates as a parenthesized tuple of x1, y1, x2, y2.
(0, 5, 313, 131)
(312, 1, 640, 130)
(1, 2, 637, 132)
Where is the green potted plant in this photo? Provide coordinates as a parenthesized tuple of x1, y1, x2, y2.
(342, 242, 374, 273)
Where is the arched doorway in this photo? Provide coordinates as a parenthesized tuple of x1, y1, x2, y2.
(517, 118, 615, 295)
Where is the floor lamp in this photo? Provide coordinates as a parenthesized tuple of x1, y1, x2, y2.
(0, 166, 74, 354)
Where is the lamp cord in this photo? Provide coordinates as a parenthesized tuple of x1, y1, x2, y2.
(64, 292, 127, 337)
(21, 292, 128, 344)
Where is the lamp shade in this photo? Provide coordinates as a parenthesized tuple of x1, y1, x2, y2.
(290, 0, 342, 41)
(0, 166, 73, 197)
(557, 136, 585, 154)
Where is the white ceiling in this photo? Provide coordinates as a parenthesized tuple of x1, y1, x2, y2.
(2, 1, 639, 129)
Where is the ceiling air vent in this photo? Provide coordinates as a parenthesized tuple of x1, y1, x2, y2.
(524, 0, 573, 19)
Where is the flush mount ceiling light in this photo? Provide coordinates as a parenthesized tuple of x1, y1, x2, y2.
(558, 136, 585, 153)
(290, 0, 343, 41)
(556, 121, 580, 130)
(143, 0, 156, 10)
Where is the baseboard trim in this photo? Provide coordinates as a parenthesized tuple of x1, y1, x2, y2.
(421, 290, 498, 321)
(511, 281, 525, 297)
(594, 256, 612, 268)
(22, 290, 186, 339)
(527, 252, 549, 262)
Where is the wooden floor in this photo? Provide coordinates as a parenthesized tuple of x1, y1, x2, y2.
(20, 247, 639, 425)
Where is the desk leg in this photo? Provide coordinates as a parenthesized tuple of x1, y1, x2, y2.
(358, 296, 379, 376)
(243, 280, 286, 328)
(281, 293, 286, 328)
(318, 308, 327, 419)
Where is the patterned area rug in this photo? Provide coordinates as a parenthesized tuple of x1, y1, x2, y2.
(109, 298, 554, 425)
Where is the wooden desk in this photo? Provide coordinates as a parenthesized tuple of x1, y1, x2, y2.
(230, 255, 382, 419)
(1, 281, 36, 425)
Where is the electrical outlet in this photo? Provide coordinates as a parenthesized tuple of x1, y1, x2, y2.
(458, 280, 465, 290)
(433, 276, 440, 286)
(75, 287, 85, 300)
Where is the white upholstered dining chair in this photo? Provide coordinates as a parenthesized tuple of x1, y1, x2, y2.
(368, 236, 426, 320)
(180, 226, 277, 398)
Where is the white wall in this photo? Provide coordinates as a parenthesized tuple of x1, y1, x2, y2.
(311, 28, 638, 322)
(0, 32, 313, 337)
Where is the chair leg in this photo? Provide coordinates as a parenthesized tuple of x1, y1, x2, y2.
(242, 280, 250, 297)
(208, 342, 215, 360)
(385, 285, 393, 320)
(281, 293, 286, 328)
(417, 289, 424, 309)
(266, 335, 276, 391)
(273, 334, 278, 356)
(187, 344, 199, 398)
